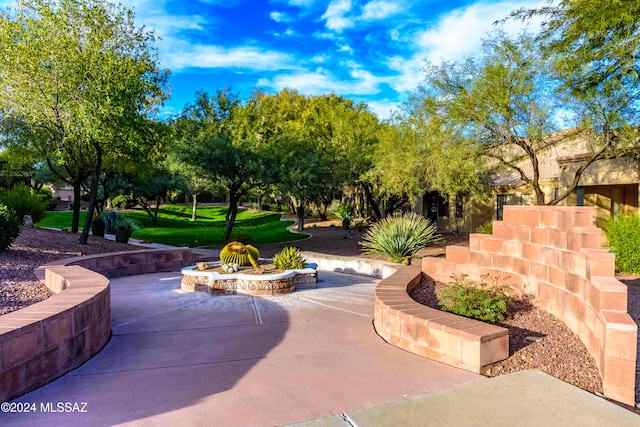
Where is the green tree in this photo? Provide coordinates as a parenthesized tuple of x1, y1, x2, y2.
(370, 94, 487, 210)
(510, 0, 640, 170)
(404, 32, 627, 207)
(0, 0, 169, 244)
(172, 90, 262, 241)
(127, 165, 184, 225)
(242, 89, 347, 231)
(305, 94, 381, 219)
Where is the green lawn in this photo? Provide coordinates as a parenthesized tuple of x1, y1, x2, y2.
(36, 205, 306, 247)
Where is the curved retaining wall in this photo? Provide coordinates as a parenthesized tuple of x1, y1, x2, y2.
(422, 206, 638, 406)
(0, 248, 194, 402)
(302, 252, 510, 374)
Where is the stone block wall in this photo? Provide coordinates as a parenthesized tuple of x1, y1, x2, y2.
(373, 266, 509, 374)
(0, 266, 110, 402)
(422, 206, 638, 406)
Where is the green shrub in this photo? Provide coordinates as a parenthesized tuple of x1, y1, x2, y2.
(439, 276, 509, 323)
(114, 216, 142, 243)
(272, 247, 306, 270)
(115, 216, 142, 233)
(0, 204, 20, 252)
(102, 210, 124, 234)
(0, 183, 48, 223)
(606, 214, 640, 273)
(333, 203, 355, 221)
(39, 187, 58, 211)
(111, 194, 136, 209)
(476, 221, 493, 234)
(360, 212, 442, 264)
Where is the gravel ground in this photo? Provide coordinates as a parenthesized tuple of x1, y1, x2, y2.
(0, 226, 144, 315)
(409, 277, 604, 393)
(2, 222, 639, 411)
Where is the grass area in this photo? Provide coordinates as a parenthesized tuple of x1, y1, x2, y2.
(36, 205, 306, 247)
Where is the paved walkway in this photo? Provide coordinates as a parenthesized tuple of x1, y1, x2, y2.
(2, 271, 639, 426)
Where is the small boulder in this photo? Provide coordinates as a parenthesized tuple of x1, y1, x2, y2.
(23, 215, 34, 228)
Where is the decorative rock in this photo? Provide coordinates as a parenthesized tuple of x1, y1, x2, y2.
(23, 215, 34, 228)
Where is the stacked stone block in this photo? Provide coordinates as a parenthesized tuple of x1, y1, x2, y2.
(422, 206, 637, 406)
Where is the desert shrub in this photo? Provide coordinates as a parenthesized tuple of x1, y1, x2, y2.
(102, 210, 124, 234)
(0, 183, 48, 223)
(272, 247, 306, 270)
(606, 214, 640, 273)
(476, 221, 493, 234)
(439, 276, 509, 323)
(360, 212, 441, 265)
(333, 203, 355, 221)
(115, 216, 141, 233)
(0, 204, 20, 252)
(39, 187, 58, 211)
(114, 216, 142, 243)
(111, 194, 136, 209)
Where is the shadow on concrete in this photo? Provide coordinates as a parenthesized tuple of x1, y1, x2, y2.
(3, 272, 289, 426)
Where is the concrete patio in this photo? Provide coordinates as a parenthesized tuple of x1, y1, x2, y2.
(2, 270, 638, 426)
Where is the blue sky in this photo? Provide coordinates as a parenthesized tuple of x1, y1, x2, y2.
(2, 0, 547, 119)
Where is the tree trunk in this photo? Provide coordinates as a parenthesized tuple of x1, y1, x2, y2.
(319, 201, 328, 221)
(223, 191, 239, 242)
(290, 195, 305, 232)
(79, 172, 99, 244)
(79, 146, 102, 245)
(153, 196, 161, 225)
(191, 193, 198, 221)
(362, 183, 382, 219)
(71, 181, 82, 233)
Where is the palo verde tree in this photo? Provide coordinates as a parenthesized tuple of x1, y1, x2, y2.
(509, 0, 640, 188)
(369, 102, 487, 214)
(409, 31, 630, 206)
(0, 0, 169, 243)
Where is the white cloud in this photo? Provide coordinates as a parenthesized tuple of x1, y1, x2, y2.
(339, 44, 354, 54)
(165, 44, 298, 71)
(386, 0, 547, 95)
(286, 0, 316, 6)
(310, 54, 330, 63)
(270, 11, 291, 23)
(257, 63, 386, 97)
(417, 1, 545, 63)
(360, 0, 403, 21)
(321, 0, 355, 32)
(365, 99, 399, 120)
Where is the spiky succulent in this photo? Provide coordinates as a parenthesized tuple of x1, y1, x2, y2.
(360, 212, 442, 265)
(272, 247, 306, 270)
(220, 241, 260, 267)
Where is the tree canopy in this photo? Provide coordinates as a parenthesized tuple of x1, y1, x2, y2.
(0, 0, 169, 243)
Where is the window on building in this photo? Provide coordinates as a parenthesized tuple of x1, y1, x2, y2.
(611, 187, 623, 217)
(496, 194, 516, 220)
(576, 187, 585, 206)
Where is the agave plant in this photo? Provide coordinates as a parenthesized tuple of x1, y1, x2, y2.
(360, 212, 441, 265)
(114, 216, 142, 243)
(272, 246, 306, 270)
